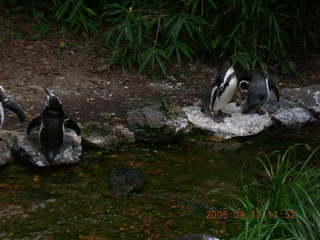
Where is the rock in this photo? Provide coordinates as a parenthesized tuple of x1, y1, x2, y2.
(175, 233, 220, 240)
(127, 99, 190, 143)
(0, 130, 24, 165)
(264, 96, 316, 127)
(96, 64, 109, 72)
(81, 122, 135, 150)
(109, 166, 144, 197)
(281, 85, 320, 117)
(183, 105, 272, 139)
(11, 129, 82, 167)
(0, 137, 11, 165)
(271, 107, 315, 127)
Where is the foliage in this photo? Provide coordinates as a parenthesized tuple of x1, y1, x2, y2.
(230, 145, 320, 239)
(1, 0, 320, 75)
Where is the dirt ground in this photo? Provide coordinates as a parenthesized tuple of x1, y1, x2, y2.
(1, 13, 320, 131)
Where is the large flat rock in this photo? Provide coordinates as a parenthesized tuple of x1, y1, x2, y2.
(183, 105, 272, 139)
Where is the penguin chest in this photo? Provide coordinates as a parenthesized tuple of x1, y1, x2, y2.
(213, 77, 237, 111)
(40, 117, 64, 151)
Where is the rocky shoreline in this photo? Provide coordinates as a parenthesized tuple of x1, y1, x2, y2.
(1, 85, 320, 166)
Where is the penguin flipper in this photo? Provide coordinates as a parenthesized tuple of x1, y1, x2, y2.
(269, 78, 280, 102)
(3, 99, 25, 122)
(27, 116, 42, 134)
(64, 118, 81, 136)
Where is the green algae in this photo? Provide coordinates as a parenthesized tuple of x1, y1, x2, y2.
(0, 125, 319, 240)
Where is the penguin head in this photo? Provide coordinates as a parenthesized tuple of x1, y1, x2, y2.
(219, 60, 234, 82)
(239, 80, 250, 92)
(44, 88, 63, 112)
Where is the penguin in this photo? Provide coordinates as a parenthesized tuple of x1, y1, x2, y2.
(202, 60, 238, 122)
(240, 71, 280, 114)
(27, 88, 81, 163)
(0, 85, 25, 128)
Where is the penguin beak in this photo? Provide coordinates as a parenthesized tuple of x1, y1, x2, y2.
(3, 99, 25, 122)
(44, 88, 52, 99)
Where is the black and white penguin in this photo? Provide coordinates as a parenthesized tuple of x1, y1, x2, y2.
(27, 88, 81, 163)
(239, 71, 279, 114)
(0, 85, 25, 128)
(203, 60, 238, 122)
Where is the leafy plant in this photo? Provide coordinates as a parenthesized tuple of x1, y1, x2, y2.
(1, 0, 319, 75)
(52, 0, 99, 33)
(230, 145, 320, 239)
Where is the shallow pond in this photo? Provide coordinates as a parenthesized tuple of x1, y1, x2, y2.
(0, 124, 319, 240)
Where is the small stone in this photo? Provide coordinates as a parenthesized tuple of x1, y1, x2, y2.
(96, 64, 109, 72)
(108, 166, 144, 197)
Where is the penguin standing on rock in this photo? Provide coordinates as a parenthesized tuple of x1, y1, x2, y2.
(239, 71, 280, 114)
(27, 88, 81, 163)
(203, 60, 238, 122)
(0, 85, 25, 128)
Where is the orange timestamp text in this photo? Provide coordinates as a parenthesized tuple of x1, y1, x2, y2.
(206, 209, 296, 222)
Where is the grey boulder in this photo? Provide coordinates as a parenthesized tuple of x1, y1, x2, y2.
(264, 86, 319, 127)
(127, 99, 189, 143)
(281, 85, 320, 116)
(271, 106, 315, 127)
(81, 122, 135, 150)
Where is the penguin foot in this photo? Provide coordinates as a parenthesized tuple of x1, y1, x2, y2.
(213, 114, 225, 123)
(212, 111, 232, 123)
(257, 109, 267, 115)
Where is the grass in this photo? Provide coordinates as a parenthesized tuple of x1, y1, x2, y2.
(229, 145, 320, 239)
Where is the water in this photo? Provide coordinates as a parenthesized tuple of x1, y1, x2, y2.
(0, 124, 319, 240)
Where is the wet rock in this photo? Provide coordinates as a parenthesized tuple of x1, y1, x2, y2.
(0, 130, 24, 165)
(175, 233, 220, 240)
(265, 97, 316, 127)
(0, 138, 11, 165)
(281, 85, 320, 117)
(109, 166, 144, 197)
(127, 99, 189, 143)
(272, 107, 315, 127)
(11, 129, 82, 167)
(213, 142, 242, 151)
(183, 105, 272, 139)
(81, 122, 135, 151)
